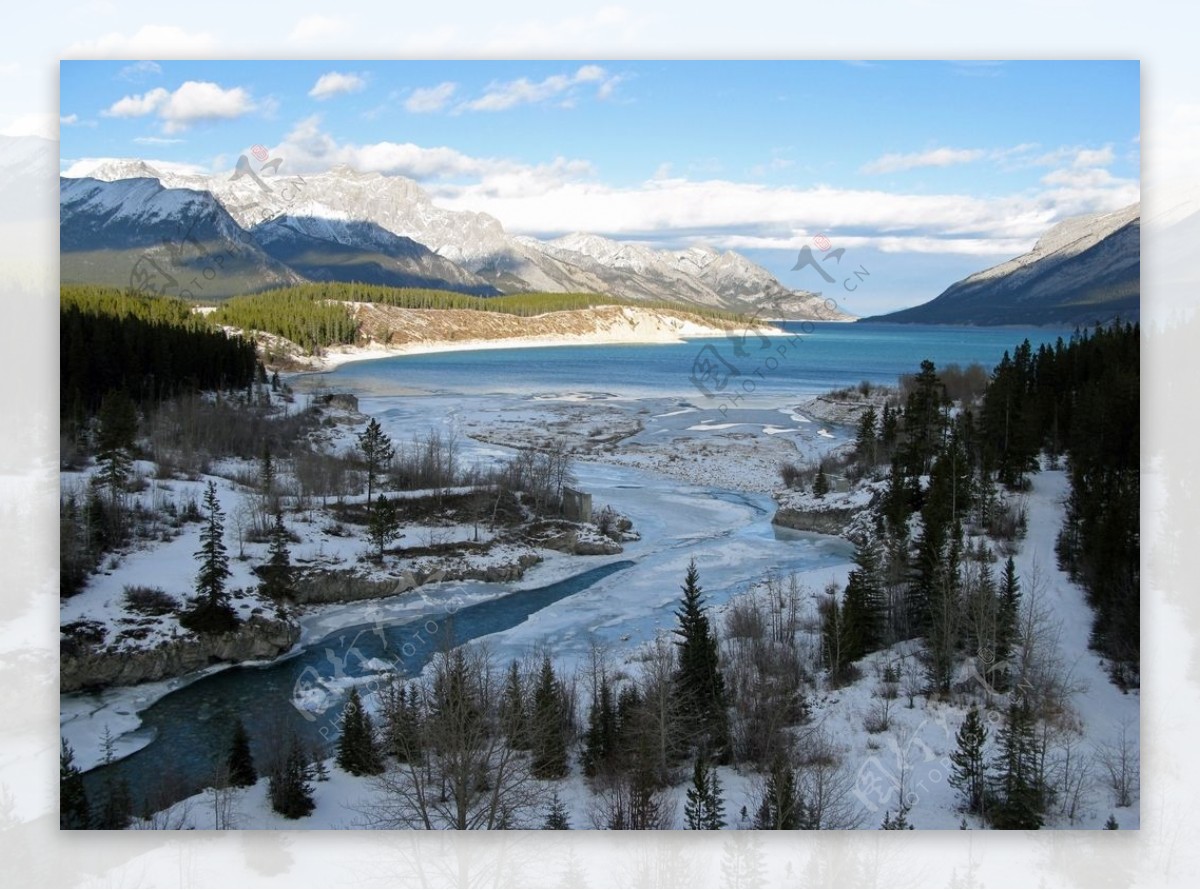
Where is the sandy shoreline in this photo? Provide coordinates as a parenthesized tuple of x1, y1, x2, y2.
(281, 305, 785, 371)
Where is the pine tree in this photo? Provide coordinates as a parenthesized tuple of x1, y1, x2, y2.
(990, 699, 1043, 829)
(754, 755, 807, 829)
(841, 536, 884, 659)
(269, 731, 315, 819)
(227, 718, 257, 788)
(357, 417, 395, 505)
(94, 727, 132, 829)
(949, 705, 989, 815)
(531, 655, 569, 779)
(881, 803, 914, 829)
(259, 440, 275, 497)
(996, 556, 1021, 674)
(673, 560, 729, 758)
(543, 790, 571, 829)
(186, 481, 237, 632)
(336, 687, 383, 776)
(94, 389, 137, 503)
(257, 510, 295, 602)
(813, 467, 830, 498)
(855, 406, 879, 467)
(500, 659, 530, 749)
(367, 494, 399, 561)
(59, 738, 90, 829)
(1105, 813, 1119, 830)
(684, 753, 726, 829)
(582, 675, 619, 777)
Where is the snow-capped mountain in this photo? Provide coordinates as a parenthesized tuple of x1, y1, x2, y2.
(60, 176, 300, 297)
(63, 159, 845, 318)
(866, 203, 1140, 326)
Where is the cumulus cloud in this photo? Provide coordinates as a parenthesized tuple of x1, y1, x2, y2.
(102, 81, 256, 133)
(117, 60, 162, 81)
(861, 147, 986, 175)
(309, 72, 367, 101)
(405, 82, 457, 113)
(59, 114, 79, 126)
(458, 65, 621, 112)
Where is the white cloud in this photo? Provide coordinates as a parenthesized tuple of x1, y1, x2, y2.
(274, 115, 594, 190)
(1073, 145, 1115, 167)
(133, 135, 184, 145)
(117, 60, 162, 81)
(59, 114, 79, 126)
(459, 65, 622, 112)
(65, 24, 215, 57)
(861, 147, 986, 175)
(309, 72, 367, 101)
(289, 15, 350, 43)
(405, 82, 457, 113)
(103, 87, 168, 118)
(103, 81, 255, 133)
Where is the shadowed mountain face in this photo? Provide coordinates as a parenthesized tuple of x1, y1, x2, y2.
(59, 176, 302, 299)
(61, 161, 848, 318)
(863, 204, 1140, 326)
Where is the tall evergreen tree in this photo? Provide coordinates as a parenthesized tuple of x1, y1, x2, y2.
(990, 699, 1043, 829)
(59, 738, 90, 829)
(582, 675, 619, 777)
(812, 467, 830, 498)
(94, 727, 132, 830)
(367, 494, 399, 561)
(269, 731, 315, 819)
(531, 655, 569, 779)
(855, 406, 879, 467)
(996, 556, 1021, 675)
(543, 790, 571, 829)
(187, 480, 237, 632)
(227, 718, 258, 788)
(841, 536, 885, 659)
(949, 705, 989, 815)
(257, 510, 295, 603)
(499, 659, 530, 749)
(94, 389, 137, 504)
(357, 417, 395, 505)
(754, 755, 807, 829)
(336, 687, 383, 776)
(684, 753, 726, 829)
(673, 560, 730, 757)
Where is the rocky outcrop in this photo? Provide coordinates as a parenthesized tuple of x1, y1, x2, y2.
(772, 505, 860, 538)
(291, 554, 544, 605)
(60, 616, 300, 693)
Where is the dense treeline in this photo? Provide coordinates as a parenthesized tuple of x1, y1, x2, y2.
(206, 282, 749, 352)
(211, 290, 359, 352)
(61, 285, 257, 419)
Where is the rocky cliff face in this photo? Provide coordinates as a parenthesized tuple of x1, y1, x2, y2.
(60, 616, 299, 693)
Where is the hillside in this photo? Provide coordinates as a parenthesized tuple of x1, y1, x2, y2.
(864, 203, 1140, 326)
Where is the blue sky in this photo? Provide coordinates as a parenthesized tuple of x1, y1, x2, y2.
(59, 60, 1140, 314)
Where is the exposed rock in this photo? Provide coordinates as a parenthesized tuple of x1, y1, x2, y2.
(772, 505, 861, 538)
(60, 616, 299, 693)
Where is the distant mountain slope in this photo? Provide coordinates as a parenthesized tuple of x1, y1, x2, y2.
(251, 213, 498, 294)
(864, 203, 1140, 326)
(66, 160, 847, 319)
(59, 176, 301, 298)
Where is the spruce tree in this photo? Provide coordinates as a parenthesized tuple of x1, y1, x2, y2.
(59, 738, 90, 829)
(949, 705, 989, 815)
(186, 481, 237, 632)
(812, 467, 830, 498)
(367, 494, 399, 561)
(94, 389, 137, 503)
(990, 699, 1043, 829)
(94, 727, 132, 830)
(754, 755, 806, 829)
(357, 417, 395, 505)
(881, 804, 914, 829)
(531, 655, 569, 779)
(227, 718, 257, 788)
(1105, 814, 1119, 830)
(269, 731, 315, 819)
(855, 406, 879, 467)
(257, 510, 295, 602)
(582, 675, 618, 777)
(336, 687, 383, 776)
(500, 659, 530, 749)
(841, 536, 884, 660)
(673, 560, 729, 758)
(543, 790, 571, 829)
(684, 753, 726, 829)
(996, 556, 1021, 673)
